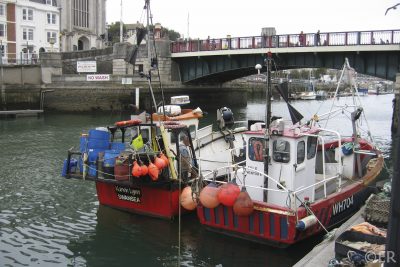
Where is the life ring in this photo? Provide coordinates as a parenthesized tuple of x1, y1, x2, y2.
(252, 140, 263, 161)
(163, 123, 186, 129)
(114, 119, 142, 127)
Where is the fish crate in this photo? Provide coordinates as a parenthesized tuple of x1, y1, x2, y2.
(335, 230, 386, 261)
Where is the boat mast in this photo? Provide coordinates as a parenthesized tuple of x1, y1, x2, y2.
(263, 52, 272, 201)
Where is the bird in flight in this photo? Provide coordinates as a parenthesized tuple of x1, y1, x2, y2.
(385, 3, 400, 15)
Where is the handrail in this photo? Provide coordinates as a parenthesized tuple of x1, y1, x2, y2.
(171, 29, 400, 53)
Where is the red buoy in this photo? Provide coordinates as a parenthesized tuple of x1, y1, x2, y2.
(132, 161, 142, 177)
(233, 188, 254, 216)
(217, 181, 240, 206)
(148, 162, 159, 181)
(140, 163, 148, 176)
(199, 182, 220, 208)
(154, 156, 166, 169)
(159, 153, 169, 167)
(180, 186, 197, 210)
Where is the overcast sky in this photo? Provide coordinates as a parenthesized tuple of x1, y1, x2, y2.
(106, 0, 399, 39)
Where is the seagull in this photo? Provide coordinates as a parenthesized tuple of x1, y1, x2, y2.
(385, 3, 400, 15)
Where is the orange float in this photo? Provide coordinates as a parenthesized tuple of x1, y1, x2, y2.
(159, 153, 169, 166)
(140, 163, 148, 176)
(132, 161, 142, 177)
(233, 188, 254, 216)
(180, 186, 197, 210)
(148, 162, 159, 181)
(217, 181, 240, 206)
(199, 183, 220, 208)
(154, 156, 166, 169)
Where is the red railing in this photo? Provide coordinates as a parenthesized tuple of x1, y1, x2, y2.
(171, 29, 400, 53)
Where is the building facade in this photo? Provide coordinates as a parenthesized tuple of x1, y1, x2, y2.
(58, 0, 106, 51)
(0, 0, 60, 63)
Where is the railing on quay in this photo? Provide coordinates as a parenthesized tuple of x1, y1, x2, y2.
(171, 29, 400, 53)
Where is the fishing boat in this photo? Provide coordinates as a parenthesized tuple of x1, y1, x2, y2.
(60, 1, 247, 219)
(191, 57, 384, 247)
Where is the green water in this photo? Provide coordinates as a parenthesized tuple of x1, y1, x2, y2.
(0, 93, 393, 267)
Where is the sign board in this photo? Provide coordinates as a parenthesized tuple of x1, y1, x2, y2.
(77, 61, 97, 73)
(121, 78, 132, 84)
(86, 74, 110, 81)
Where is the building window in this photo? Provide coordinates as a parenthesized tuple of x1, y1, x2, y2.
(0, 4, 5, 16)
(47, 32, 57, 43)
(23, 9, 33, 21)
(23, 28, 34, 41)
(73, 0, 89, 28)
(46, 0, 53, 5)
(0, 23, 6, 37)
(47, 13, 57, 24)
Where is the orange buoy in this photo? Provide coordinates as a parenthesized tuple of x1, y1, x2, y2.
(154, 156, 166, 169)
(180, 186, 197, 210)
(199, 182, 220, 209)
(159, 153, 169, 167)
(233, 188, 254, 216)
(132, 161, 142, 177)
(148, 162, 159, 181)
(217, 181, 240, 207)
(140, 163, 148, 176)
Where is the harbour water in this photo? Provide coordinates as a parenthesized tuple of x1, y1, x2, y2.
(0, 93, 393, 267)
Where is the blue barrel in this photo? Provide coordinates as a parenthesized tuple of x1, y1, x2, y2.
(88, 129, 110, 140)
(87, 139, 110, 149)
(88, 163, 97, 177)
(110, 142, 126, 151)
(88, 148, 103, 163)
(61, 158, 78, 177)
(80, 135, 88, 152)
(103, 150, 121, 167)
(78, 156, 83, 173)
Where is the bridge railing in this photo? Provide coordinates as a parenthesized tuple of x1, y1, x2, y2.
(171, 29, 400, 53)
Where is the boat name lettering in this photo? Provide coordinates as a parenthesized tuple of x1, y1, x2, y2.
(247, 166, 261, 176)
(115, 186, 141, 203)
(332, 195, 353, 216)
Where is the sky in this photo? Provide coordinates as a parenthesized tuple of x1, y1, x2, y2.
(106, 0, 399, 39)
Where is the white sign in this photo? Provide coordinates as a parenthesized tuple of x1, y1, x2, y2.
(77, 61, 97, 73)
(86, 74, 110, 81)
(121, 78, 132, 84)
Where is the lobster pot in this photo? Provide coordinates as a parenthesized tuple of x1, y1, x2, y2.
(114, 156, 130, 181)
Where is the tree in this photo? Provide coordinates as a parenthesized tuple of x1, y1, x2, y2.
(314, 68, 327, 79)
(108, 22, 126, 44)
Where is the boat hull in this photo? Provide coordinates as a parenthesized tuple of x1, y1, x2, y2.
(95, 179, 183, 219)
(197, 183, 375, 247)
(197, 154, 383, 247)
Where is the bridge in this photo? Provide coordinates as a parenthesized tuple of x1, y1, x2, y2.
(170, 29, 400, 83)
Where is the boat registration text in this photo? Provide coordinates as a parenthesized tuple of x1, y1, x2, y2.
(115, 186, 141, 203)
(332, 195, 354, 216)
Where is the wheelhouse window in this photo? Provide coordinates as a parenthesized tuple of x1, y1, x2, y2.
(273, 140, 290, 163)
(189, 125, 196, 139)
(297, 141, 305, 164)
(249, 137, 265, 162)
(307, 136, 318, 159)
